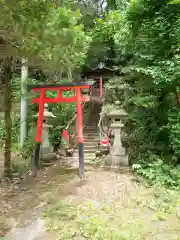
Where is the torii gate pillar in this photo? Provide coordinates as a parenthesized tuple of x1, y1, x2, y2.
(28, 81, 94, 178)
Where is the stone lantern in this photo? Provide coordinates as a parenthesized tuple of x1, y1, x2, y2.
(34, 104, 56, 163)
(106, 106, 128, 167)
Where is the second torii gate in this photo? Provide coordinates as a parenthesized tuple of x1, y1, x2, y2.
(28, 81, 94, 179)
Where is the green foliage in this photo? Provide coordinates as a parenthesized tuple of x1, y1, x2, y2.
(87, 11, 122, 67)
(0, 114, 20, 147)
(0, 216, 9, 238)
(91, 11, 122, 43)
(45, 80, 76, 149)
(41, 7, 91, 76)
(0, 1, 91, 77)
(134, 153, 180, 189)
(168, 107, 180, 157)
(20, 123, 37, 159)
(50, 102, 76, 150)
(0, 0, 53, 56)
(95, 0, 180, 188)
(44, 200, 144, 240)
(0, 76, 76, 164)
(169, 0, 180, 3)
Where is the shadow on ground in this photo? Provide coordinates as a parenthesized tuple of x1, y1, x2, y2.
(0, 163, 180, 240)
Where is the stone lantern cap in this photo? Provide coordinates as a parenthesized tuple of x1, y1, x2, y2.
(107, 108, 127, 119)
(34, 103, 56, 119)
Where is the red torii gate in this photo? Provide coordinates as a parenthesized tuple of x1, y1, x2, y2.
(28, 81, 94, 179)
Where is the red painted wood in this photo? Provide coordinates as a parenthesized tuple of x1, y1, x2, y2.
(35, 89, 45, 143)
(76, 88, 83, 143)
(32, 85, 91, 145)
(58, 89, 62, 98)
(62, 129, 69, 142)
(32, 96, 76, 104)
(32, 96, 89, 104)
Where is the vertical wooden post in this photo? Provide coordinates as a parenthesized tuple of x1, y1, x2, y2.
(76, 88, 84, 179)
(20, 57, 28, 148)
(34, 89, 45, 170)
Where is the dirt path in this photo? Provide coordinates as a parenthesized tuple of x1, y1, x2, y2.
(0, 164, 180, 240)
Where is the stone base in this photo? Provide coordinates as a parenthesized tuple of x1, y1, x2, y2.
(104, 154, 129, 167)
(110, 146, 126, 156)
(112, 155, 129, 167)
(104, 154, 112, 166)
(40, 146, 53, 155)
(40, 152, 57, 163)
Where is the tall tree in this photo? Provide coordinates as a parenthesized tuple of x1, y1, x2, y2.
(0, 0, 57, 177)
(0, 1, 91, 177)
(0, 57, 13, 177)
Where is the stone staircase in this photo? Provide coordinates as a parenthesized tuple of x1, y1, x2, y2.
(68, 126, 99, 167)
(62, 102, 102, 168)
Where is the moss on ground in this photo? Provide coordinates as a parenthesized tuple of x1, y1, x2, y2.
(42, 172, 180, 240)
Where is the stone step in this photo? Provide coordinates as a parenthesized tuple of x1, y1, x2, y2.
(84, 127, 98, 130)
(84, 142, 99, 145)
(83, 132, 99, 136)
(84, 126, 98, 129)
(84, 142, 98, 146)
(83, 136, 99, 140)
(73, 153, 96, 158)
(61, 156, 95, 160)
(84, 137, 99, 141)
(84, 125, 98, 128)
(84, 145, 98, 150)
(83, 145, 98, 148)
(84, 149, 97, 153)
(84, 140, 99, 145)
(73, 152, 96, 157)
(83, 126, 99, 131)
(61, 157, 96, 164)
(84, 142, 99, 146)
(84, 134, 99, 138)
(84, 144, 98, 150)
(84, 136, 99, 139)
(83, 130, 99, 134)
(70, 157, 95, 161)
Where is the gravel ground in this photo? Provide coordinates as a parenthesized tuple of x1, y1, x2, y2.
(0, 165, 180, 240)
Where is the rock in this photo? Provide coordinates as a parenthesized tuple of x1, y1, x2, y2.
(66, 148, 73, 157)
(7, 218, 17, 229)
(7, 218, 46, 240)
(58, 149, 66, 156)
(95, 150, 101, 157)
(56, 154, 61, 160)
(14, 178, 21, 184)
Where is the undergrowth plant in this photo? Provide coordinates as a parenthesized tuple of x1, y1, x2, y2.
(43, 200, 145, 240)
(92, 0, 180, 189)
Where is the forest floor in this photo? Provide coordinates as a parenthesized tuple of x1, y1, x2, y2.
(0, 162, 180, 240)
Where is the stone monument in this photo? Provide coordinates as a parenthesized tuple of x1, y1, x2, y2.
(106, 104, 129, 167)
(34, 104, 57, 165)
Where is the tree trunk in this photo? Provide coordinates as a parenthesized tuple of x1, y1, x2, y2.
(0, 58, 13, 178)
(67, 67, 72, 81)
